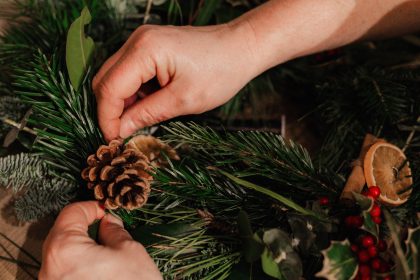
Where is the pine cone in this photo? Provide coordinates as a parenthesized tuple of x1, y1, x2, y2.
(81, 136, 178, 210)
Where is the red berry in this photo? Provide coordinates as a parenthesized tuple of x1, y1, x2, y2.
(381, 276, 392, 280)
(358, 250, 371, 263)
(367, 245, 377, 257)
(319, 196, 330, 206)
(354, 216, 364, 227)
(377, 239, 387, 252)
(360, 275, 371, 280)
(351, 244, 359, 252)
(368, 186, 381, 199)
(358, 264, 371, 276)
(371, 258, 381, 271)
(370, 204, 381, 217)
(372, 216, 382, 224)
(361, 235, 375, 248)
(345, 216, 363, 228)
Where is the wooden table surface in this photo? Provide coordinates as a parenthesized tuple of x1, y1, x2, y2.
(0, 188, 54, 280)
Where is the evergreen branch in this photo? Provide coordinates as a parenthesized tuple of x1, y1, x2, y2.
(0, 153, 46, 192)
(217, 169, 322, 219)
(14, 176, 77, 221)
(13, 49, 104, 176)
(403, 116, 420, 152)
(163, 122, 339, 197)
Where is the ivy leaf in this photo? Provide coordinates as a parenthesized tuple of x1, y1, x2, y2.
(353, 192, 378, 238)
(261, 229, 302, 280)
(315, 240, 358, 280)
(66, 7, 95, 90)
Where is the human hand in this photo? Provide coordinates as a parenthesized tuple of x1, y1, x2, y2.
(39, 201, 162, 280)
(93, 23, 258, 141)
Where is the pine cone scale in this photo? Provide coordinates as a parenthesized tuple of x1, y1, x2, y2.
(82, 135, 178, 210)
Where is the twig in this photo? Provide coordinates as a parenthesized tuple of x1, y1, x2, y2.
(143, 0, 153, 24)
(402, 116, 420, 152)
(1, 118, 36, 135)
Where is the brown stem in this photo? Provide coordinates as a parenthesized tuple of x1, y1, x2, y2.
(340, 134, 382, 201)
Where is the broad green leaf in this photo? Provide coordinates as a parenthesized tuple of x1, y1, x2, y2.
(261, 248, 282, 279)
(237, 210, 264, 262)
(315, 240, 358, 280)
(66, 7, 95, 90)
(261, 229, 302, 280)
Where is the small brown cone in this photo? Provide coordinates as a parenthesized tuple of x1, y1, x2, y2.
(81, 135, 178, 210)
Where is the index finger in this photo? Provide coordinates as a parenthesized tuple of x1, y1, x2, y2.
(51, 201, 105, 236)
(94, 49, 156, 141)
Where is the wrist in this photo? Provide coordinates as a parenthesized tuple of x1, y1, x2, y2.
(226, 15, 292, 79)
(221, 19, 273, 81)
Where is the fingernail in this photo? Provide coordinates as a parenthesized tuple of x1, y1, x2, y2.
(120, 118, 136, 138)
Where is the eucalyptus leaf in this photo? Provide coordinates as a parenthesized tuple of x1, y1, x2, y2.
(66, 7, 95, 90)
(261, 228, 303, 280)
(261, 248, 282, 279)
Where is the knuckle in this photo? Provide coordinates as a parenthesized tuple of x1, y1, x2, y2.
(94, 80, 113, 100)
(133, 26, 161, 48)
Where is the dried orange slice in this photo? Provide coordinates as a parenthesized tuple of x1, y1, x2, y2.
(364, 142, 413, 206)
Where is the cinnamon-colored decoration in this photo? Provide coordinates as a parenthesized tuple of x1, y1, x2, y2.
(81, 135, 179, 210)
(340, 134, 384, 201)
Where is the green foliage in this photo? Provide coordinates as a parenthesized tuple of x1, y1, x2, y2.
(66, 7, 95, 90)
(13, 49, 104, 176)
(260, 228, 302, 280)
(163, 122, 341, 198)
(315, 240, 358, 280)
(14, 176, 76, 221)
(0, 153, 76, 221)
(0, 153, 47, 192)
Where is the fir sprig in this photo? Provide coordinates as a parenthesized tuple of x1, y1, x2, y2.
(13, 49, 104, 177)
(163, 122, 341, 198)
(0, 153, 77, 221)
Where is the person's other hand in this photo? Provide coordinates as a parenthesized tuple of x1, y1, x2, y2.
(39, 201, 162, 280)
(93, 23, 257, 141)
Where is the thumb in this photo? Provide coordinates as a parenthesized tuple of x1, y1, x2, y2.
(98, 213, 133, 247)
(119, 83, 185, 138)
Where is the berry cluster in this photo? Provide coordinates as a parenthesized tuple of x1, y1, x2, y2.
(344, 186, 392, 280)
(352, 236, 391, 280)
